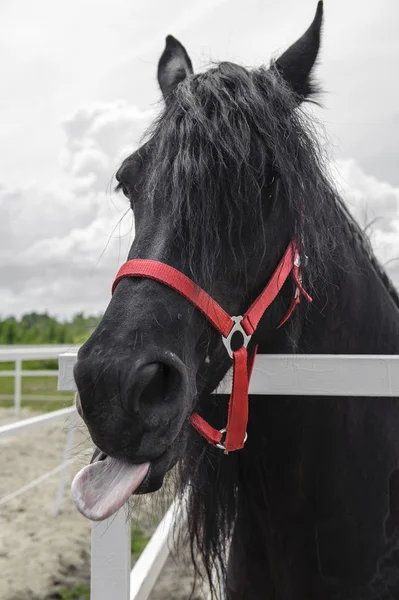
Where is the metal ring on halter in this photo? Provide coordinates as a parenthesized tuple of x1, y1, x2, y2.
(221, 315, 252, 359)
(216, 428, 248, 451)
(294, 252, 309, 268)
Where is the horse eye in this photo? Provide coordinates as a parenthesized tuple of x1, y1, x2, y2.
(120, 184, 130, 198)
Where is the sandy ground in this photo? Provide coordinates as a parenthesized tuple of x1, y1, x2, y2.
(0, 407, 206, 600)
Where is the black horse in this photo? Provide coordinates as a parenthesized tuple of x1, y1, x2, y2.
(72, 3, 399, 598)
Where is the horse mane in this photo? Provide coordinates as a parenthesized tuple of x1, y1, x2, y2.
(142, 61, 353, 296)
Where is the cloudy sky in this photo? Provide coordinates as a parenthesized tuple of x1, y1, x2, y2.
(0, 0, 398, 318)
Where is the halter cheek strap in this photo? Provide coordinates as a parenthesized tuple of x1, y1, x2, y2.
(112, 240, 312, 453)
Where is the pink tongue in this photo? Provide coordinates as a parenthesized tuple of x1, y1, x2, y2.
(71, 456, 150, 521)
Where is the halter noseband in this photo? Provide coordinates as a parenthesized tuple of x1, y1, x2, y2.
(112, 240, 312, 453)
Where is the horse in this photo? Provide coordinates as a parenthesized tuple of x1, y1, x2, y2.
(72, 2, 399, 598)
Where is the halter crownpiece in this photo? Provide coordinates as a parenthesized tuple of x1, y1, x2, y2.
(112, 240, 312, 453)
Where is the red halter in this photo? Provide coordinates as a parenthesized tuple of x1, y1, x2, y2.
(112, 240, 312, 453)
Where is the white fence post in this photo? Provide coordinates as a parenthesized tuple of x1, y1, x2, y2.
(91, 508, 131, 600)
(14, 358, 22, 417)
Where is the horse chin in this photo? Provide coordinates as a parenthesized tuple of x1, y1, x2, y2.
(135, 443, 179, 494)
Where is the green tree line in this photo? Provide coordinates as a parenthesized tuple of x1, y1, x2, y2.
(0, 312, 101, 345)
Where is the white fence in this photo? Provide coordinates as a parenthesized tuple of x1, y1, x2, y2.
(58, 351, 399, 600)
(0, 406, 76, 512)
(0, 345, 79, 514)
(0, 345, 75, 416)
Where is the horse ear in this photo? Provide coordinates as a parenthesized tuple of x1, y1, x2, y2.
(274, 1, 323, 99)
(157, 35, 193, 100)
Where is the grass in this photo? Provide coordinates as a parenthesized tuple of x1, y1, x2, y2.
(131, 527, 151, 559)
(0, 375, 69, 396)
(0, 359, 58, 371)
(0, 397, 74, 412)
(56, 584, 90, 599)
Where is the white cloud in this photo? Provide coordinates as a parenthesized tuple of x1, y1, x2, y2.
(62, 101, 155, 192)
(335, 159, 399, 268)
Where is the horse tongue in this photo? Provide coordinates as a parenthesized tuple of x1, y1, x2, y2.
(71, 454, 150, 521)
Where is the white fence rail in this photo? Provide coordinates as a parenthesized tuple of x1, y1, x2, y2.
(0, 406, 75, 439)
(58, 351, 399, 600)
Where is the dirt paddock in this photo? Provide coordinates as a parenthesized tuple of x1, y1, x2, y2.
(0, 408, 206, 600)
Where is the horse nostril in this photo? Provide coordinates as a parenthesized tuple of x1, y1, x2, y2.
(133, 362, 174, 407)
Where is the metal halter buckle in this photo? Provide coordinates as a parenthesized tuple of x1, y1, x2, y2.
(294, 252, 308, 299)
(216, 428, 248, 451)
(221, 316, 252, 359)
